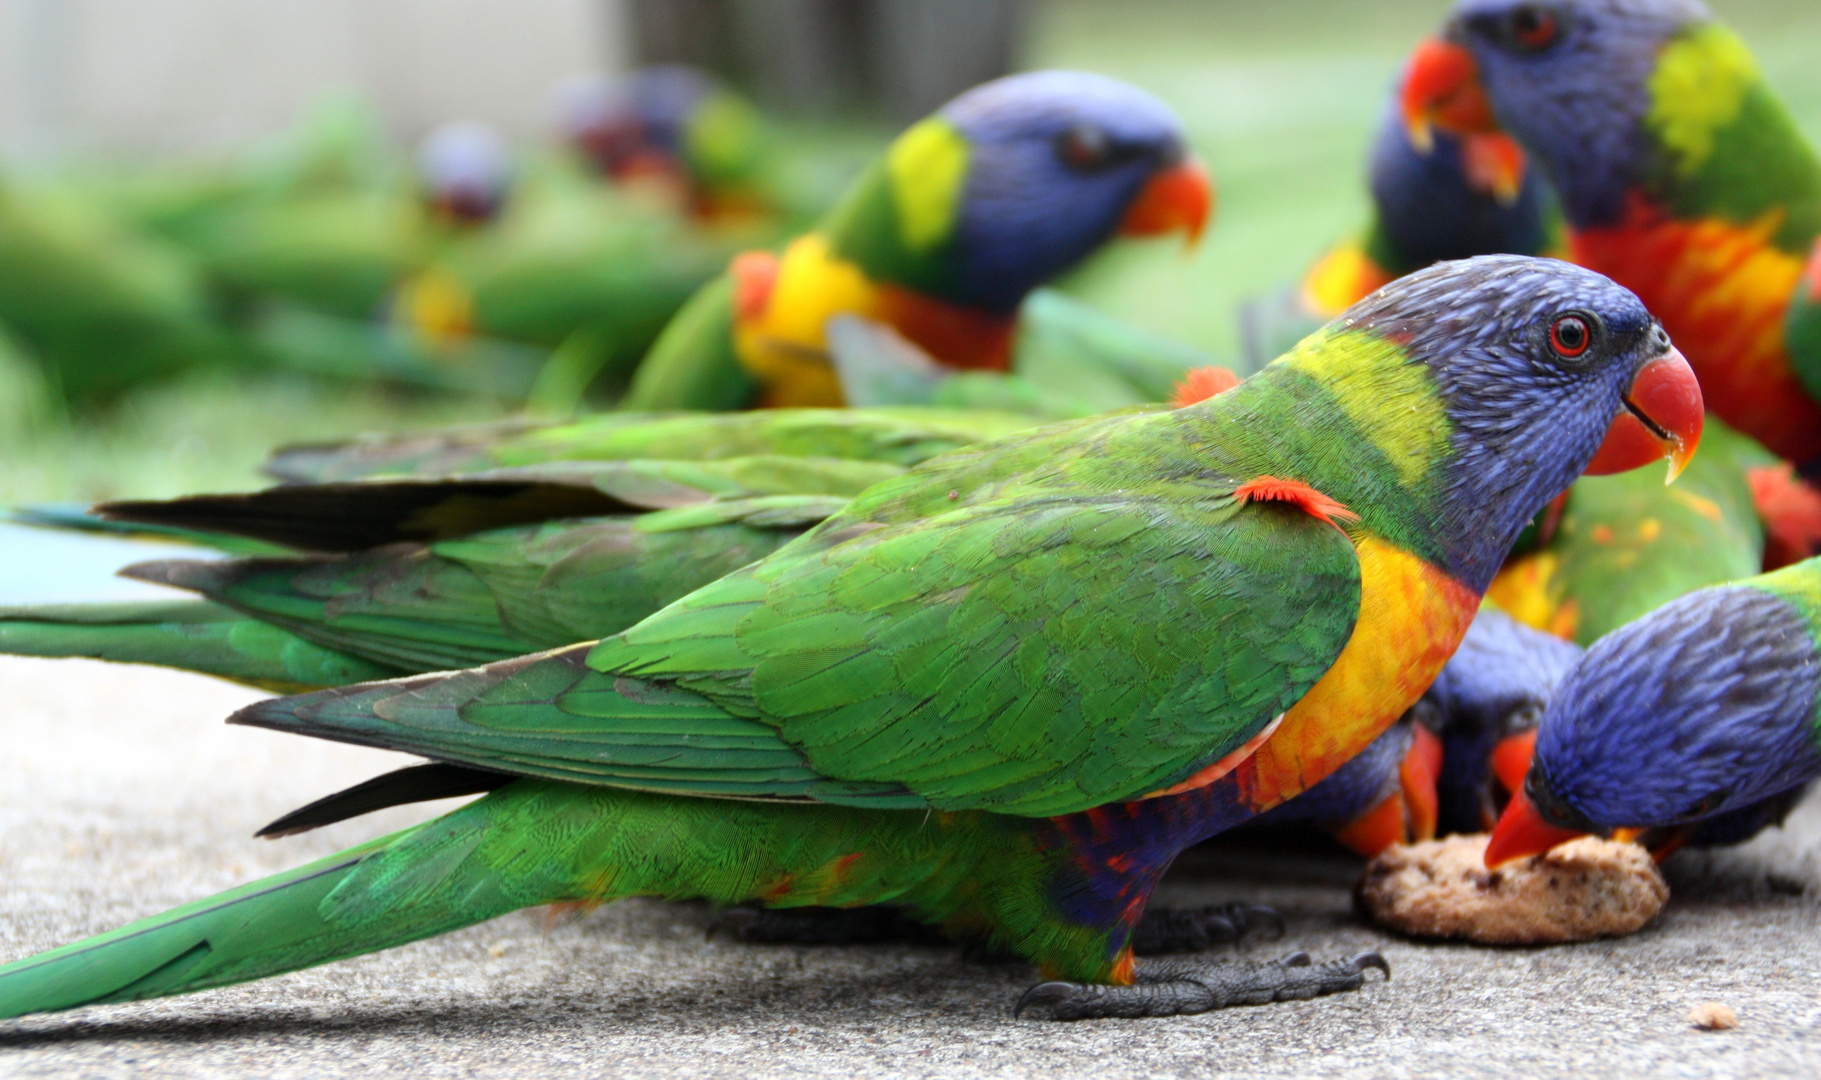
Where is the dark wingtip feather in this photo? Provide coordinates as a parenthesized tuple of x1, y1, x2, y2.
(256, 762, 511, 837)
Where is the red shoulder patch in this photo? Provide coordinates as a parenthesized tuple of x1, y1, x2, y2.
(1170, 366, 1240, 407)
(730, 250, 781, 323)
(1234, 476, 1359, 530)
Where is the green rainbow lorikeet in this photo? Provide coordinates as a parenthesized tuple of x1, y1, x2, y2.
(1402, 0, 1821, 467)
(555, 66, 778, 225)
(0, 257, 1701, 1022)
(0, 409, 1032, 689)
(622, 69, 1212, 412)
(1485, 554, 1821, 869)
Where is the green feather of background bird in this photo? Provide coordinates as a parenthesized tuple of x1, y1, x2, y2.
(1488, 419, 1773, 646)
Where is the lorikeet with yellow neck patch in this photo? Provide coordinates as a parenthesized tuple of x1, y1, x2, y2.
(624, 70, 1211, 411)
(1402, 0, 1821, 467)
(0, 257, 1699, 1022)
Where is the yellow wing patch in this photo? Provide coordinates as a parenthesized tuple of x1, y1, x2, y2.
(888, 119, 970, 254)
(1647, 24, 1759, 177)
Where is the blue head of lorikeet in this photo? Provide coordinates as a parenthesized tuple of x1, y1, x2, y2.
(416, 120, 512, 225)
(1486, 559, 1821, 868)
(899, 69, 1211, 313)
(1369, 99, 1550, 273)
(1402, 0, 1705, 228)
(1400, 0, 1821, 466)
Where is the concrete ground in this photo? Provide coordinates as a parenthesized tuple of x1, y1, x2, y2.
(3, 655, 1821, 1079)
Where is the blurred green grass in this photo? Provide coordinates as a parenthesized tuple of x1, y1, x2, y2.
(3, 0, 1819, 505)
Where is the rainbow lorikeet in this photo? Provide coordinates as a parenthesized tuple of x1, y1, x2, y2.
(555, 66, 775, 225)
(0, 258, 1701, 1022)
(1240, 94, 1554, 369)
(1485, 554, 1821, 869)
(1401, 0, 1821, 467)
(0, 409, 1033, 691)
(1487, 416, 1775, 646)
(622, 70, 1212, 412)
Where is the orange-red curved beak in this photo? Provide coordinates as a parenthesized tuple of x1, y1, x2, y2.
(1484, 785, 1588, 868)
(1584, 347, 1704, 483)
(1332, 725, 1443, 858)
(1461, 132, 1528, 206)
(1121, 158, 1214, 247)
(1400, 36, 1499, 154)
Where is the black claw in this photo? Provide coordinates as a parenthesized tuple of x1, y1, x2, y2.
(1350, 950, 1391, 980)
(1247, 904, 1287, 940)
(1282, 950, 1311, 967)
(1013, 982, 1077, 1019)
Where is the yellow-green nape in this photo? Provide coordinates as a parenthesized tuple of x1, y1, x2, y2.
(887, 118, 970, 253)
(1751, 555, 1821, 621)
(1647, 23, 1760, 178)
(1276, 329, 1450, 487)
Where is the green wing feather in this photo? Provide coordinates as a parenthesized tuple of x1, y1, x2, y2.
(262, 406, 1033, 484)
(1544, 419, 1772, 645)
(131, 497, 832, 677)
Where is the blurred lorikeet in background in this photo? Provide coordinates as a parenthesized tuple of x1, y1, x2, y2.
(1486, 555, 1821, 869)
(1239, 94, 1555, 368)
(1402, 0, 1821, 469)
(623, 69, 1213, 412)
(0, 257, 1703, 1022)
(554, 66, 777, 225)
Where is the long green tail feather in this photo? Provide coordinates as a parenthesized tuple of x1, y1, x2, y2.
(0, 832, 429, 1018)
(0, 599, 403, 691)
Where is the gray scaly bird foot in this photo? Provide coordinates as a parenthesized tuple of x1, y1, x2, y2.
(1014, 950, 1389, 1020)
(1129, 902, 1284, 955)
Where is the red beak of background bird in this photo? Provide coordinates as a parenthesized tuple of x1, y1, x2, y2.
(1583, 347, 1704, 482)
(1400, 36, 1499, 153)
(1120, 159, 1214, 246)
(1483, 784, 1590, 868)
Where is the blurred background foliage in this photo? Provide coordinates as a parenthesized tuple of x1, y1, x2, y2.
(0, 0, 1817, 509)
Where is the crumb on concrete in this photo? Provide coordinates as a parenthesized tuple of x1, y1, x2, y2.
(1356, 833, 1668, 944)
(1689, 1002, 1739, 1030)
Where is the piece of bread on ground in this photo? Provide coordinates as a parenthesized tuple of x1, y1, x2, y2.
(1356, 833, 1667, 944)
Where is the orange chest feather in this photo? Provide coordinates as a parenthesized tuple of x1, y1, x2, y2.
(1231, 537, 1480, 814)
(1570, 197, 1821, 461)
(732, 235, 1014, 407)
